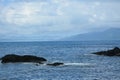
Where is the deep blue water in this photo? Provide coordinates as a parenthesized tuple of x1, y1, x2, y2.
(0, 41, 120, 80)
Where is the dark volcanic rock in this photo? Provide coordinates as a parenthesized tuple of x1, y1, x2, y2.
(92, 47, 120, 56)
(47, 62, 64, 66)
(0, 54, 47, 63)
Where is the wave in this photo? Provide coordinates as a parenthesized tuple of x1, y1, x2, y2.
(64, 63, 95, 66)
(0, 62, 95, 67)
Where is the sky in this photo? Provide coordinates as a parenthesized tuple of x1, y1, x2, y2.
(0, 0, 120, 41)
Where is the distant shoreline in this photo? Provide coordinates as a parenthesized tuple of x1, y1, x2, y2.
(0, 40, 120, 43)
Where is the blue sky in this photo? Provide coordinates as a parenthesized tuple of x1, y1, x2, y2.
(0, 0, 120, 41)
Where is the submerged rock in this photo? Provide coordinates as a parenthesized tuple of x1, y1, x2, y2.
(92, 47, 120, 56)
(0, 54, 47, 63)
(47, 62, 64, 66)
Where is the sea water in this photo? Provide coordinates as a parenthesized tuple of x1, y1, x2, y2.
(0, 41, 120, 80)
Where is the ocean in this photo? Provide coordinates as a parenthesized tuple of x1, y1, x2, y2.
(0, 41, 120, 80)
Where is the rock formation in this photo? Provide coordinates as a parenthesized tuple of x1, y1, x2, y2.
(0, 54, 47, 63)
(92, 47, 120, 56)
(47, 62, 64, 66)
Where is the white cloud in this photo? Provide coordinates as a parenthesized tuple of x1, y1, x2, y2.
(0, 0, 120, 40)
(0, 0, 119, 26)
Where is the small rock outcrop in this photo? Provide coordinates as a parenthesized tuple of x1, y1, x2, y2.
(47, 62, 64, 66)
(0, 54, 65, 67)
(92, 47, 120, 56)
(0, 54, 47, 63)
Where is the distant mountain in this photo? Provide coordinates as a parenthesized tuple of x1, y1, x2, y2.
(62, 28, 120, 41)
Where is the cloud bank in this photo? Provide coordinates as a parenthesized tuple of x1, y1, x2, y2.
(0, 0, 120, 41)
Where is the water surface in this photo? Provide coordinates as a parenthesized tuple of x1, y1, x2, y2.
(0, 41, 120, 80)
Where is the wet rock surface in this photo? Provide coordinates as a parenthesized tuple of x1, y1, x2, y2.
(47, 62, 64, 66)
(0, 54, 47, 63)
(92, 47, 120, 56)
